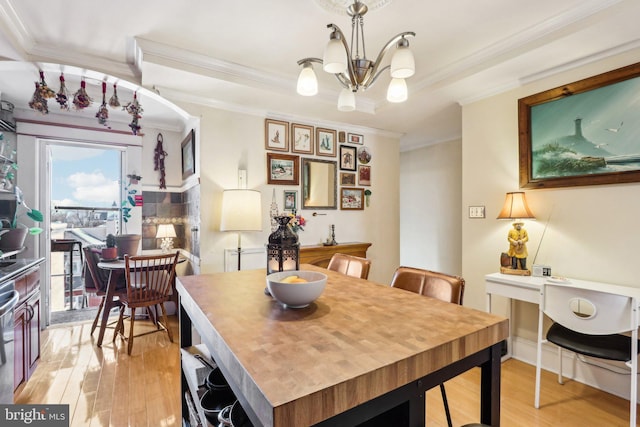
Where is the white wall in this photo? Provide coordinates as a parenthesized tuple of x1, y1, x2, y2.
(399, 139, 462, 276)
(174, 103, 400, 283)
(462, 47, 640, 342)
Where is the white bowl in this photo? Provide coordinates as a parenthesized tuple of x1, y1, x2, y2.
(266, 270, 327, 308)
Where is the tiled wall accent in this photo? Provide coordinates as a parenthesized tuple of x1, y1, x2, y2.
(141, 185, 200, 256)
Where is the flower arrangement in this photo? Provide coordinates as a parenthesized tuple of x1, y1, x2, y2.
(287, 210, 306, 233)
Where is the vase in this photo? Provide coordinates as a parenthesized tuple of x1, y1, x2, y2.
(0, 227, 28, 251)
(115, 234, 141, 258)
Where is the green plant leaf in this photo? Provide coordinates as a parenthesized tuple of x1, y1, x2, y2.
(128, 196, 135, 206)
(27, 209, 44, 222)
(28, 227, 43, 235)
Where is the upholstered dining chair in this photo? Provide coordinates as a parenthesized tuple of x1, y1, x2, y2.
(327, 253, 371, 279)
(82, 246, 127, 336)
(390, 266, 466, 427)
(535, 282, 639, 427)
(114, 252, 179, 355)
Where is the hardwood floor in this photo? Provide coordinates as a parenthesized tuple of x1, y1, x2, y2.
(17, 317, 635, 426)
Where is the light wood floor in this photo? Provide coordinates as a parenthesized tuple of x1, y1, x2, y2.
(16, 317, 635, 426)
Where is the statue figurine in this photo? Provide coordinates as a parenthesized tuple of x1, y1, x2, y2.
(507, 221, 528, 270)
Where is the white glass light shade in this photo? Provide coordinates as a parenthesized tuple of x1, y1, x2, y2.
(323, 37, 348, 74)
(220, 189, 263, 231)
(337, 88, 356, 111)
(297, 63, 318, 96)
(386, 78, 408, 103)
(390, 45, 415, 78)
(156, 224, 177, 238)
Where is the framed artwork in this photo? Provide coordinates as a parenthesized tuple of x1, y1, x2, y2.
(347, 133, 363, 145)
(358, 165, 371, 186)
(181, 129, 196, 180)
(340, 172, 356, 185)
(339, 145, 357, 171)
(265, 119, 289, 151)
(338, 131, 346, 143)
(283, 190, 298, 211)
(357, 146, 372, 164)
(267, 153, 299, 185)
(291, 123, 314, 154)
(316, 128, 337, 157)
(519, 61, 640, 189)
(340, 187, 364, 210)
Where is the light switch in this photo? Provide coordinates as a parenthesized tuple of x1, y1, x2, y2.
(469, 206, 485, 218)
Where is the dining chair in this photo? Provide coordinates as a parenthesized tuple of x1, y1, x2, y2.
(390, 266, 465, 427)
(534, 282, 639, 427)
(82, 246, 126, 336)
(327, 253, 371, 279)
(114, 252, 179, 355)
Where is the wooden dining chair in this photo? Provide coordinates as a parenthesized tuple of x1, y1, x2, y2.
(114, 252, 179, 355)
(82, 246, 127, 336)
(327, 253, 371, 279)
(390, 266, 465, 427)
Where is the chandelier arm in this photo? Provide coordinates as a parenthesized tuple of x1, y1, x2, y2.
(364, 31, 416, 88)
(367, 65, 390, 89)
(327, 23, 357, 87)
(334, 73, 352, 90)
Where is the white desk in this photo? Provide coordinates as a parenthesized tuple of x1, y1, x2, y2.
(485, 272, 640, 358)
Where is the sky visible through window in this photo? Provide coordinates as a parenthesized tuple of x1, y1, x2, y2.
(50, 145, 120, 208)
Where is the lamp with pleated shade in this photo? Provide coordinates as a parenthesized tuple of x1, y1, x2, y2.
(497, 192, 535, 276)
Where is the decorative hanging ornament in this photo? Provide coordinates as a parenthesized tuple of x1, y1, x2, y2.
(55, 73, 70, 110)
(123, 92, 143, 135)
(109, 83, 120, 108)
(95, 81, 109, 126)
(28, 82, 49, 114)
(72, 80, 92, 110)
(37, 71, 55, 99)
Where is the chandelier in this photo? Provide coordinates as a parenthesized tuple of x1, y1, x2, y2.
(296, 0, 415, 111)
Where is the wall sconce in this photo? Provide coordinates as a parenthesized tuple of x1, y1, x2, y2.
(156, 224, 177, 253)
(497, 191, 535, 276)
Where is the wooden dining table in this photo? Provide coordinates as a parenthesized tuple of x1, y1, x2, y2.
(178, 265, 509, 426)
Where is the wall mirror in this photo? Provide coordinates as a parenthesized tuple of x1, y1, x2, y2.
(302, 158, 337, 209)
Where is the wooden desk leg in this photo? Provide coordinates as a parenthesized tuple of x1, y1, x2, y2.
(179, 297, 192, 348)
(480, 342, 502, 426)
(97, 270, 119, 347)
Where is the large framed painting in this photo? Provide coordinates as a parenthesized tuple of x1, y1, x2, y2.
(267, 153, 299, 185)
(519, 62, 640, 189)
(181, 129, 196, 180)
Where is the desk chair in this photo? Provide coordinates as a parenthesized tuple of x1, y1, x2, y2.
(390, 266, 465, 427)
(114, 252, 178, 355)
(535, 283, 639, 427)
(82, 247, 126, 336)
(327, 253, 371, 279)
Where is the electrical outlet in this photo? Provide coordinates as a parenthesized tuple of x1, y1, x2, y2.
(469, 206, 486, 218)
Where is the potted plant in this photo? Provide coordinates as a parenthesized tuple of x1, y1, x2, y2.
(115, 174, 141, 258)
(101, 233, 118, 260)
(0, 187, 43, 253)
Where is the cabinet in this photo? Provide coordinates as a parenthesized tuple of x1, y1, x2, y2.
(13, 266, 41, 394)
(299, 242, 371, 268)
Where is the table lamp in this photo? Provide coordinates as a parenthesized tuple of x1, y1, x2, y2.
(156, 224, 177, 253)
(497, 191, 535, 276)
(220, 189, 262, 270)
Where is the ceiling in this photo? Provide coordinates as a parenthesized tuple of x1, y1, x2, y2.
(0, 0, 638, 151)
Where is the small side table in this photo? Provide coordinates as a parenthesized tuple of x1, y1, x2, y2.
(51, 239, 83, 310)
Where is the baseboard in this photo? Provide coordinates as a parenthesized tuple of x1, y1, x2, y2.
(511, 336, 637, 403)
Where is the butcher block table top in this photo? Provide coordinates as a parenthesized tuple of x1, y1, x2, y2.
(177, 265, 508, 426)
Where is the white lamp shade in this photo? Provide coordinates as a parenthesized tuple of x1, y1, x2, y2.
(337, 88, 356, 111)
(156, 224, 177, 238)
(323, 38, 347, 74)
(386, 78, 408, 103)
(297, 64, 318, 96)
(220, 189, 263, 231)
(390, 45, 415, 78)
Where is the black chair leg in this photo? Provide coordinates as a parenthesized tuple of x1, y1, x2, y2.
(440, 383, 453, 427)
